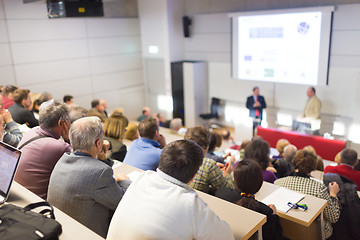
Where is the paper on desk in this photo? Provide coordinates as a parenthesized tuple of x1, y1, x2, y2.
(261, 187, 305, 213)
(112, 161, 123, 169)
(127, 171, 142, 181)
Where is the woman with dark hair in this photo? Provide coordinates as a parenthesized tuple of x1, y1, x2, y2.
(216, 158, 284, 240)
(275, 150, 341, 239)
(206, 133, 225, 164)
(245, 139, 277, 183)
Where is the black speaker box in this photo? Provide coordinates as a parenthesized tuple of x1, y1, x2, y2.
(182, 16, 191, 38)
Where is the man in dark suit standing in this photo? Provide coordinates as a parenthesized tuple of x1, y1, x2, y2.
(246, 87, 266, 135)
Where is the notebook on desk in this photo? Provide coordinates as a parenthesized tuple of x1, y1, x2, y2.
(0, 141, 22, 204)
(261, 187, 305, 213)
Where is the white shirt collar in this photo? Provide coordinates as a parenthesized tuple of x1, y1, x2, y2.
(156, 169, 195, 192)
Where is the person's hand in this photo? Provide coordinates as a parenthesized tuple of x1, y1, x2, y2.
(266, 166, 277, 173)
(0, 109, 13, 124)
(217, 162, 233, 176)
(115, 173, 130, 182)
(268, 204, 278, 215)
(97, 140, 110, 161)
(222, 152, 231, 159)
(60, 119, 71, 142)
(254, 101, 260, 107)
(329, 182, 340, 197)
(157, 133, 166, 149)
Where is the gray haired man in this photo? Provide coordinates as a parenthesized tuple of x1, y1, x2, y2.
(47, 117, 130, 238)
(15, 100, 71, 199)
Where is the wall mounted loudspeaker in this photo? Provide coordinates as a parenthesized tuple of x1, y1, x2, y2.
(182, 16, 191, 38)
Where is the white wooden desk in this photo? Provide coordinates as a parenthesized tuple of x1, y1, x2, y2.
(255, 181, 327, 240)
(7, 182, 104, 240)
(114, 163, 266, 240)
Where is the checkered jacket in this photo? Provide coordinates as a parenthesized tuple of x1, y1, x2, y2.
(189, 158, 234, 193)
(275, 176, 341, 239)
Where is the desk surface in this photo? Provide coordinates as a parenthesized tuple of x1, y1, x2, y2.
(255, 181, 327, 227)
(114, 163, 266, 240)
(7, 182, 104, 240)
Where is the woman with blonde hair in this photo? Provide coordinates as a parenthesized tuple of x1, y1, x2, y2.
(125, 122, 139, 141)
(103, 112, 129, 161)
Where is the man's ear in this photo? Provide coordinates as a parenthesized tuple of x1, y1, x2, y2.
(154, 130, 159, 139)
(58, 119, 63, 128)
(95, 138, 101, 149)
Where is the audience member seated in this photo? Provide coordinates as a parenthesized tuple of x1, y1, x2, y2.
(112, 107, 124, 115)
(272, 138, 290, 160)
(100, 99, 108, 117)
(216, 158, 285, 240)
(2, 85, 17, 109)
(0, 95, 22, 147)
(184, 127, 234, 193)
(273, 144, 297, 178)
(48, 117, 130, 238)
(324, 149, 360, 190)
(8, 89, 39, 128)
(31, 98, 41, 119)
(103, 112, 128, 162)
(303, 145, 324, 171)
(123, 118, 165, 171)
(206, 132, 227, 164)
(88, 99, 107, 122)
(63, 95, 74, 106)
(15, 100, 71, 199)
(354, 159, 360, 171)
(38, 92, 53, 105)
(334, 151, 341, 165)
(245, 139, 278, 183)
(220, 128, 235, 150)
(107, 140, 234, 240)
(124, 122, 139, 141)
(169, 118, 187, 135)
(237, 139, 250, 161)
(69, 106, 88, 123)
(275, 150, 341, 239)
(137, 106, 151, 122)
(156, 112, 169, 128)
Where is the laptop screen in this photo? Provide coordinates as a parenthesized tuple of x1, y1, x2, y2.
(0, 141, 21, 202)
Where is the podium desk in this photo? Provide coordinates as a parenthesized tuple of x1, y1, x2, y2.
(7, 181, 104, 240)
(255, 182, 327, 240)
(113, 163, 266, 240)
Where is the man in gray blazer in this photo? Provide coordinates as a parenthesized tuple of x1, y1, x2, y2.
(47, 116, 130, 238)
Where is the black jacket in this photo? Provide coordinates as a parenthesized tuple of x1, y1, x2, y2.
(323, 173, 360, 240)
(215, 187, 285, 240)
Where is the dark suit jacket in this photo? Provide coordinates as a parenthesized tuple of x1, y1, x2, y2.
(47, 152, 131, 238)
(246, 95, 266, 120)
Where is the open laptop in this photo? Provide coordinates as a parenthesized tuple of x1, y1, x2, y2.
(0, 141, 21, 204)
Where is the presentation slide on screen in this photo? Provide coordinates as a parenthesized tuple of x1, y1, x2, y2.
(237, 12, 323, 85)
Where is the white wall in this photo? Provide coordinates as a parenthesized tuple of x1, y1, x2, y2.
(0, 0, 145, 120)
(137, 0, 185, 119)
(183, 4, 360, 145)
